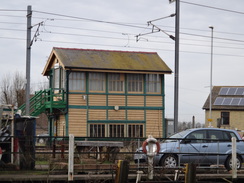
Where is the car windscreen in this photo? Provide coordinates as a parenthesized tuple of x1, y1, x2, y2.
(165, 130, 191, 142)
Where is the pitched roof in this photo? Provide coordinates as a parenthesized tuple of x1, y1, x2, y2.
(203, 86, 244, 111)
(42, 47, 172, 75)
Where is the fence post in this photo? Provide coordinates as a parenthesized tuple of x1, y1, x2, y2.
(68, 134, 74, 181)
(232, 137, 237, 179)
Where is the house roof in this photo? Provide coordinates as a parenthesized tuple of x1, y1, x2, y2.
(203, 86, 244, 111)
(42, 47, 172, 75)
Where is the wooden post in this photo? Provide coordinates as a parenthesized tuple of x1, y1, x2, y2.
(68, 134, 74, 181)
(232, 137, 237, 179)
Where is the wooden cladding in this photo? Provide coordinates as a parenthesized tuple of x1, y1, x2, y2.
(146, 110, 163, 138)
(108, 95, 125, 106)
(69, 94, 86, 105)
(57, 115, 66, 136)
(127, 96, 144, 106)
(89, 95, 106, 106)
(68, 108, 87, 136)
(146, 96, 162, 107)
(108, 110, 125, 120)
(128, 110, 144, 120)
(88, 109, 106, 120)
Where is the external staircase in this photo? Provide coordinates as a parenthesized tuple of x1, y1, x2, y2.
(18, 88, 66, 116)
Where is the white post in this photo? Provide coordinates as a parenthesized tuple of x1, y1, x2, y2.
(146, 135, 157, 180)
(68, 134, 74, 181)
(232, 137, 237, 179)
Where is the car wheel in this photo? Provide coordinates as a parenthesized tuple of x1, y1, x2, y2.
(39, 138, 45, 144)
(225, 155, 242, 171)
(161, 154, 178, 168)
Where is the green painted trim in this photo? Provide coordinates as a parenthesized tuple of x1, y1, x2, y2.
(143, 75, 146, 135)
(106, 73, 108, 120)
(87, 120, 145, 124)
(65, 113, 69, 136)
(162, 74, 166, 138)
(68, 105, 163, 110)
(68, 92, 162, 96)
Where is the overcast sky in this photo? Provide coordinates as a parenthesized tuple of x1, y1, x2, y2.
(1, 0, 244, 124)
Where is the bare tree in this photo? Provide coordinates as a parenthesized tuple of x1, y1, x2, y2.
(0, 72, 26, 107)
(12, 71, 26, 107)
(0, 73, 13, 105)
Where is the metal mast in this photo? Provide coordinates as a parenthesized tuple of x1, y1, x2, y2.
(25, 5, 32, 116)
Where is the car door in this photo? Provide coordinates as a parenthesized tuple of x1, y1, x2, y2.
(179, 130, 208, 164)
(207, 130, 237, 165)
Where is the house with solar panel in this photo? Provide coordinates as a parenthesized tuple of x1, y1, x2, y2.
(203, 86, 244, 130)
(19, 47, 172, 138)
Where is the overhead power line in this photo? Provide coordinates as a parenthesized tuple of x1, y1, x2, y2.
(181, 1, 244, 15)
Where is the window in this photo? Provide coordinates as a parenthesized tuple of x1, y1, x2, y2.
(128, 124, 143, 137)
(221, 112, 230, 125)
(109, 124, 124, 137)
(146, 74, 161, 93)
(186, 130, 207, 143)
(90, 124, 105, 137)
(54, 67, 65, 89)
(89, 73, 105, 91)
(54, 68, 60, 89)
(127, 74, 143, 92)
(208, 130, 230, 142)
(69, 72, 85, 91)
(108, 73, 124, 92)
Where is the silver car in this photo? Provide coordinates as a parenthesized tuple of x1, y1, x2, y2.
(134, 128, 244, 170)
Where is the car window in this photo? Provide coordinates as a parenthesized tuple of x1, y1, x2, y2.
(229, 132, 238, 140)
(208, 130, 228, 142)
(186, 130, 206, 143)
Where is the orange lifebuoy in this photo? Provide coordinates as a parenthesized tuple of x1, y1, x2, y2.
(142, 140, 160, 154)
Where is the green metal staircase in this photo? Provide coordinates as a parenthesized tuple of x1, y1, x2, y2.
(19, 88, 66, 116)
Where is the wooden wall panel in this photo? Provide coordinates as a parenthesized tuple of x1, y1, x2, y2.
(68, 109, 87, 136)
(127, 110, 144, 120)
(88, 109, 106, 120)
(146, 96, 163, 107)
(69, 94, 87, 105)
(57, 115, 66, 136)
(127, 96, 144, 106)
(146, 110, 163, 138)
(108, 110, 125, 120)
(108, 95, 125, 106)
(89, 95, 106, 106)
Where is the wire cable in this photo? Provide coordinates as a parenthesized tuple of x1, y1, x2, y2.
(181, 1, 244, 15)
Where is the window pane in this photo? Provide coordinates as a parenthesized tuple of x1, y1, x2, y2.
(69, 72, 85, 91)
(108, 73, 124, 92)
(146, 74, 161, 93)
(89, 73, 105, 91)
(90, 124, 105, 137)
(127, 74, 143, 92)
(109, 124, 124, 137)
(221, 112, 229, 125)
(54, 68, 60, 88)
(128, 124, 143, 137)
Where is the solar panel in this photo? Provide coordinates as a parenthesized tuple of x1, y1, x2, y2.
(213, 97, 224, 105)
(236, 88, 244, 95)
(228, 88, 237, 95)
(219, 87, 244, 96)
(240, 98, 244, 106)
(223, 98, 232, 105)
(231, 98, 241, 105)
(219, 87, 229, 95)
